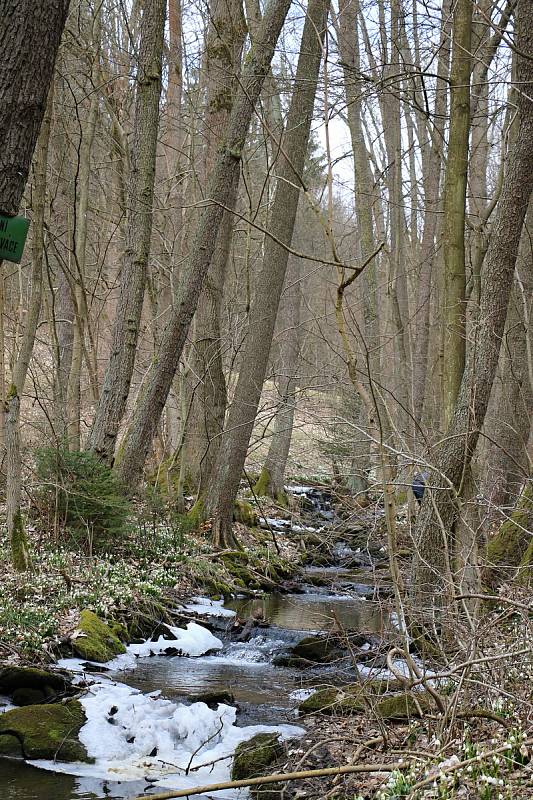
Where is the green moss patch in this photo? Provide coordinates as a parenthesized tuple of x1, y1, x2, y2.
(486, 483, 533, 585)
(232, 733, 284, 781)
(0, 666, 69, 694)
(233, 500, 258, 527)
(0, 700, 91, 762)
(71, 610, 126, 663)
(299, 682, 412, 715)
(375, 692, 432, 720)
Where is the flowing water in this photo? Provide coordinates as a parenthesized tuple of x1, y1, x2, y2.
(2, 488, 391, 799)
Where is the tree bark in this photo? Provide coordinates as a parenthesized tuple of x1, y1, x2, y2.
(480, 229, 533, 514)
(6, 95, 53, 571)
(336, 0, 383, 478)
(182, 0, 246, 494)
(411, 0, 533, 619)
(412, 0, 451, 429)
(201, 0, 331, 548)
(0, 0, 69, 569)
(442, 0, 473, 427)
(87, 0, 166, 463)
(114, 0, 294, 487)
(255, 256, 302, 500)
(0, 0, 69, 215)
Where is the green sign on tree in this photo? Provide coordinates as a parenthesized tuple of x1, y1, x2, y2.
(0, 214, 30, 263)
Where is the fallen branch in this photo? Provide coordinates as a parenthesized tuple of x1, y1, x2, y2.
(130, 761, 407, 800)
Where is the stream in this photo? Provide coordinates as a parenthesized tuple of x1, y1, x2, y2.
(2, 486, 393, 800)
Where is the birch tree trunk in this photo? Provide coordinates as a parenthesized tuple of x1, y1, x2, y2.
(114, 0, 293, 487)
(201, 0, 330, 548)
(411, 0, 533, 622)
(87, 0, 166, 464)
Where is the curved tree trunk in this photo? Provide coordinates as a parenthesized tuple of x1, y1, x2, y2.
(201, 0, 331, 548)
(411, 0, 533, 621)
(481, 278, 533, 516)
(87, 0, 166, 464)
(114, 0, 294, 488)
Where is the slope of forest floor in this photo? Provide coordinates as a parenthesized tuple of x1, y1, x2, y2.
(0, 504, 299, 662)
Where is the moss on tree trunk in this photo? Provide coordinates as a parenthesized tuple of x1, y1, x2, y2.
(485, 482, 533, 585)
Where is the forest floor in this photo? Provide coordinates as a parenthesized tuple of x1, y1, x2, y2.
(0, 482, 531, 799)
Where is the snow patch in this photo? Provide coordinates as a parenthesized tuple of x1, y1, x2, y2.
(58, 622, 223, 674)
(289, 688, 317, 702)
(182, 597, 237, 618)
(32, 676, 302, 798)
(128, 622, 223, 658)
(0, 695, 15, 713)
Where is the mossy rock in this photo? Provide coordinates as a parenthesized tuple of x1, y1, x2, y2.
(0, 700, 91, 762)
(291, 636, 342, 664)
(107, 620, 129, 643)
(189, 690, 235, 707)
(201, 577, 234, 598)
(272, 653, 315, 668)
(11, 688, 47, 706)
(0, 666, 70, 695)
(375, 691, 432, 720)
(298, 681, 400, 715)
(233, 500, 258, 527)
(299, 687, 365, 715)
(232, 733, 284, 781)
(71, 610, 127, 663)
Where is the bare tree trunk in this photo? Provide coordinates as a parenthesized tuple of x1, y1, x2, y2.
(412, 0, 533, 621)
(182, 0, 246, 494)
(201, 0, 330, 548)
(6, 82, 54, 569)
(67, 67, 100, 449)
(442, 0, 472, 427)
(114, 0, 294, 487)
(255, 256, 301, 500)
(0, 0, 69, 214)
(336, 0, 382, 480)
(87, 0, 166, 464)
(0, 0, 69, 569)
(481, 247, 533, 515)
(412, 0, 451, 429)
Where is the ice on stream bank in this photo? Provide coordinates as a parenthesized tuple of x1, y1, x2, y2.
(0, 694, 15, 713)
(33, 676, 302, 799)
(181, 596, 237, 618)
(259, 516, 322, 534)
